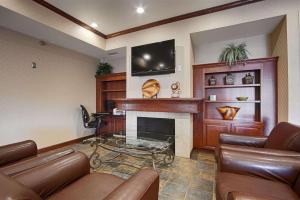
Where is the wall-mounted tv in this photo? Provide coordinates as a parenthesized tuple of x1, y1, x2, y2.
(131, 39, 175, 76)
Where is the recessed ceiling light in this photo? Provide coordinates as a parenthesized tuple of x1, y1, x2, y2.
(136, 7, 145, 14)
(90, 22, 98, 28)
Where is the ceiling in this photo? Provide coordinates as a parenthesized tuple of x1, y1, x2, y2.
(191, 15, 284, 46)
(45, 0, 236, 34)
(0, 6, 126, 59)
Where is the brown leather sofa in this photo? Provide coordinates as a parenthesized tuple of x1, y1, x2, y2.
(0, 140, 74, 176)
(1, 151, 159, 200)
(216, 122, 300, 200)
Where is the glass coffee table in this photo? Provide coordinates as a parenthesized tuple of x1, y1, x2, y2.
(89, 134, 175, 170)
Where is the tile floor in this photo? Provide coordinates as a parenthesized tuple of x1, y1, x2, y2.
(69, 143, 216, 200)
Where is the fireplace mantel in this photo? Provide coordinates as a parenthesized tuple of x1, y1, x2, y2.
(114, 98, 202, 113)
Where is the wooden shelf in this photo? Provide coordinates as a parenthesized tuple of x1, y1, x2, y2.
(205, 84, 260, 89)
(204, 118, 262, 123)
(102, 89, 126, 92)
(96, 72, 127, 137)
(114, 98, 202, 113)
(205, 100, 261, 103)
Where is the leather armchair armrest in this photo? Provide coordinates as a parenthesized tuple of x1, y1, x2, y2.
(0, 140, 37, 166)
(219, 149, 300, 186)
(1, 148, 74, 176)
(13, 152, 90, 199)
(220, 144, 300, 157)
(219, 134, 267, 147)
(228, 191, 282, 200)
(104, 169, 159, 200)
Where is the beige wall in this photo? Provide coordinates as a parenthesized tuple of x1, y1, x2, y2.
(271, 18, 289, 122)
(107, 57, 126, 73)
(106, 0, 300, 124)
(0, 26, 98, 148)
(194, 34, 271, 64)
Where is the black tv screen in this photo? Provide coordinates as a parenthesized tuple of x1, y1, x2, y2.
(131, 39, 175, 76)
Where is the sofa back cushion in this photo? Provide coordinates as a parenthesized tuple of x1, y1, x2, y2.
(265, 122, 300, 152)
(0, 172, 41, 200)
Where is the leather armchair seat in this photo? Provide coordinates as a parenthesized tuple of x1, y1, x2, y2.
(1, 152, 159, 200)
(216, 122, 300, 200)
(0, 140, 74, 176)
(217, 148, 300, 200)
(217, 172, 300, 200)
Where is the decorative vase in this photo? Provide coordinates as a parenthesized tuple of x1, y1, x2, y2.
(224, 73, 234, 85)
(217, 106, 240, 120)
(242, 73, 254, 84)
(208, 76, 217, 86)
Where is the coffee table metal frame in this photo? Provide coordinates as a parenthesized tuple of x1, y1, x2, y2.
(89, 136, 175, 170)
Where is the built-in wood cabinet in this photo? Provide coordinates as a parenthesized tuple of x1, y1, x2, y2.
(95, 72, 126, 135)
(193, 57, 277, 149)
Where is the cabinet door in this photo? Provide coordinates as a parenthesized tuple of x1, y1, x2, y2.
(231, 122, 263, 136)
(203, 122, 231, 148)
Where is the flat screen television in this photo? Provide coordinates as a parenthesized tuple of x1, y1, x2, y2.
(131, 39, 175, 76)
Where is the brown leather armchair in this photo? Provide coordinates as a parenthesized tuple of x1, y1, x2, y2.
(217, 148, 300, 200)
(0, 140, 74, 176)
(217, 122, 300, 158)
(0, 151, 159, 200)
(216, 122, 300, 200)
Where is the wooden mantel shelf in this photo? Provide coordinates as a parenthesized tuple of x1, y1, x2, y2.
(114, 98, 202, 113)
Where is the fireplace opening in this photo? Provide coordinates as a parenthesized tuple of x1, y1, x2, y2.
(137, 117, 175, 151)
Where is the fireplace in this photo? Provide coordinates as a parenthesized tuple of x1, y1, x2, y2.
(137, 117, 175, 151)
(137, 117, 175, 140)
(126, 111, 192, 158)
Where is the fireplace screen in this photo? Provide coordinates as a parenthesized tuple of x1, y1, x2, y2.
(137, 117, 175, 141)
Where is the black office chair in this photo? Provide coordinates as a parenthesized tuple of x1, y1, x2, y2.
(80, 105, 110, 143)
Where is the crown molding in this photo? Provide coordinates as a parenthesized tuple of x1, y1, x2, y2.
(32, 0, 264, 39)
(106, 0, 264, 38)
(31, 0, 107, 39)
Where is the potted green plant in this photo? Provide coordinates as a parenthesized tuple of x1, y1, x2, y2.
(96, 62, 112, 75)
(219, 43, 250, 66)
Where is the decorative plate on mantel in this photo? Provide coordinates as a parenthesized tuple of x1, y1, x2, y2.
(142, 79, 160, 98)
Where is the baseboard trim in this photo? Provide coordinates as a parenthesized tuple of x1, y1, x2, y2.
(38, 135, 93, 153)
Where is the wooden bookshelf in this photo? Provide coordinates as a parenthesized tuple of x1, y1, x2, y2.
(96, 72, 126, 135)
(193, 57, 278, 149)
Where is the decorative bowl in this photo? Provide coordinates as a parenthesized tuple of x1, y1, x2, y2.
(142, 79, 160, 98)
(217, 106, 240, 120)
(236, 96, 248, 101)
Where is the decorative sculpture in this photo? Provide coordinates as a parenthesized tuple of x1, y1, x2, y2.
(171, 82, 181, 98)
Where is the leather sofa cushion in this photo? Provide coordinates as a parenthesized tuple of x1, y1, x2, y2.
(47, 173, 124, 200)
(0, 140, 37, 166)
(14, 152, 90, 199)
(216, 172, 299, 200)
(0, 172, 41, 200)
(0, 148, 74, 176)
